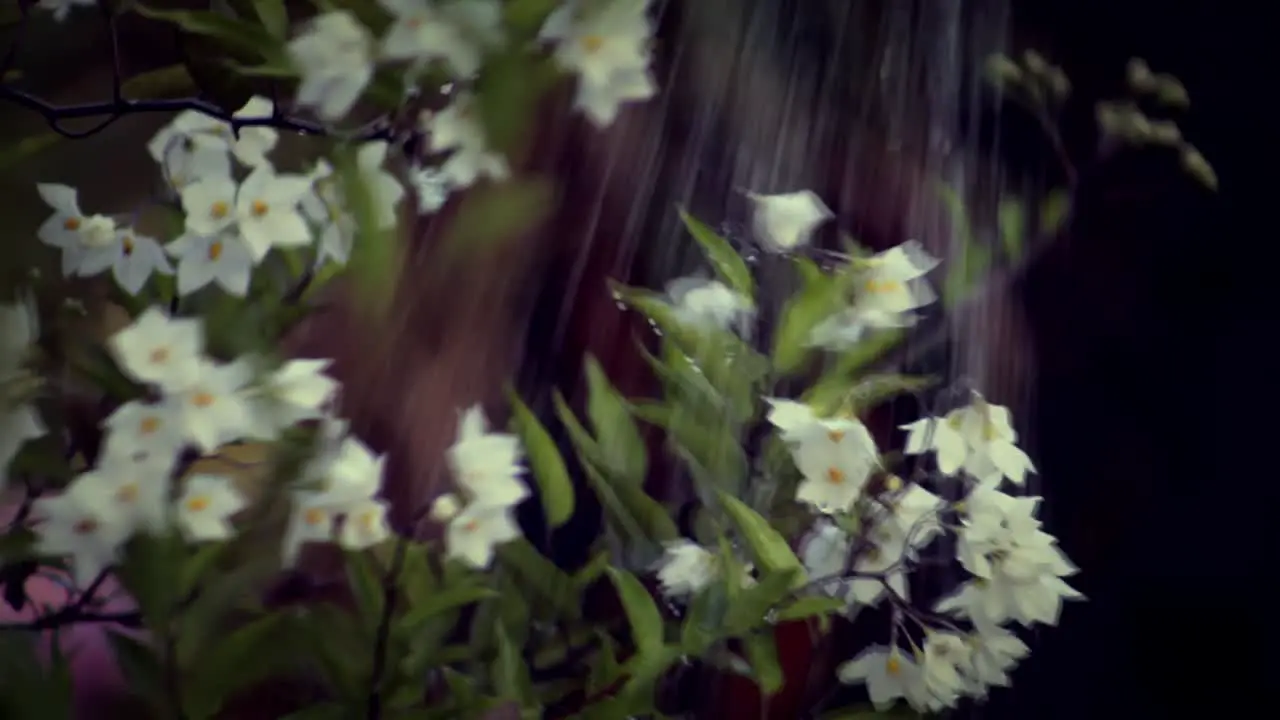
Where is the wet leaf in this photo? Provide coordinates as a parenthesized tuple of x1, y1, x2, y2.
(507, 391, 575, 527)
(679, 208, 753, 297)
(1039, 189, 1072, 236)
(718, 493, 804, 586)
(606, 568, 664, 654)
(997, 197, 1026, 261)
(0, 133, 61, 171)
(584, 355, 647, 483)
(742, 630, 784, 695)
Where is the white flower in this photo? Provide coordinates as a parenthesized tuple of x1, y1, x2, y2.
(252, 359, 340, 434)
(171, 359, 254, 453)
(34, 0, 94, 23)
(429, 492, 461, 522)
(181, 165, 312, 264)
(936, 487, 1084, 627)
(763, 398, 820, 443)
(959, 625, 1028, 694)
(288, 11, 375, 120)
(917, 632, 970, 710)
(100, 400, 186, 468)
(900, 416, 967, 475)
(541, 0, 656, 127)
(799, 520, 851, 595)
(837, 645, 924, 711)
(312, 435, 385, 507)
(175, 474, 247, 542)
(338, 498, 392, 550)
(300, 143, 404, 263)
(107, 306, 204, 391)
(746, 190, 833, 252)
(407, 164, 451, 215)
(282, 491, 338, 567)
(75, 227, 173, 296)
(445, 502, 521, 570)
(32, 474, 134, 588)
(851, 240, 939, 317)
(36, 183, 90, 276)
(422, 96, 510, 189)
(227, 96, 279, 167)
(666, 278, 755, 334)
(378, 0, 503, 78)
(86, 457, 172, 536)
(447, 405, 528, 509)
(654, 540, 718, 598)
(946, 399, 1036, 487)
(789, 416, 879, 513)
(166, 231, 255, 297)
(0, 297, 45, 487)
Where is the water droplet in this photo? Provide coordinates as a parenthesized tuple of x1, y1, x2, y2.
(615, 301, 627, 311)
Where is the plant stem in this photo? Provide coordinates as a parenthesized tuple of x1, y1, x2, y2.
(366, 537, 408, 720)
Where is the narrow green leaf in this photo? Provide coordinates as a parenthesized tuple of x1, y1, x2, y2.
(718, 493, 804, 587)
(178, 542, 225, 598)
(492, 624, 530, 704)
(251, 0, 288, 37)
(399, 584, 498, 631)
(1038, 189, 1072, 236)
(122, 64, 197, 98)
(678, 208, 753, 297)
(629, 402, 748, 494)
(742, 631, 785, 696)
(773, 259, 845, 375)
(680, 582, 728, 655)
(507, 391, 575, 527)
(997, 197, 1026, 261)
(134, 5, 275, 57)
(584, 355, 647, 483)
(496, 540, 581, 619)
(106, 630, 165, 709)
(333, 144, 399, 320)
(0, 133, 62, 171)
(724, 569, 799, 634)
(184, 613, 289, 719)
(586, 631, 623, 695)
(345, 550, 385, 628)
(773, 595, 847, 629)
(606, 568, 664, 654)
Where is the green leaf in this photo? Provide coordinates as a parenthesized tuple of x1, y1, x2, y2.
(507, 391, 575, 527)
(122, 64, 197, 98)
(742, 631, 784, 695)
(584, 355, 647, 483)
(553, 392, 676, 546)
(805, 372, 936, 417)
(718, 493, 804, 587)
(250, 0, 288, 37)
(606, 568, 664, 654)
(279, 703, 350, 720)
(345, 549, 385, 628)
(0, 133, 62, 171)
(586, 631, 623, 695)
(773, 258, 846, 375)
(106, 630, 165, 710)
(289, 605, 367, 699)
(997, 197, 1026, 261)
(724, 568, 799, 635)
(184, 613, 290, 719)
(1039, 189, 1072, 236)
(440, 177, 556, 260)
(629, 402, 747, 495)
(399, 583, 499, 631)
(492, 624, 532, 705)
(497, 540, 581, 619)
(503, 0, 562, 38)
(476, 52, 559, 161)
(680, 582, 728, 655)
(134, 5, 276, 58)
(116, 533, 184, 629)
(178, 542, 225, 599)
(773, 595, 846, 630)
(678, 208, 753, 297)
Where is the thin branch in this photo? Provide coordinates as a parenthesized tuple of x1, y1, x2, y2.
(366, 537, 408, 720)
(0, 567, 144, 632)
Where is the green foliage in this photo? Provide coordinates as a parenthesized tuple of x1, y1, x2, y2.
(507, 391, 575, 527)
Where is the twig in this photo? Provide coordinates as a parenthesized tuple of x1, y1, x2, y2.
(366, 536, 408, 720)
(0, 567, 143, 632)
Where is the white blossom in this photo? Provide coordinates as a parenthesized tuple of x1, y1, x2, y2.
(763, 397, 820, 443)
(99, 400, 186, 468)
(747, 190, 833, 252)
(789, 416, 879, 513)
(666, 277, 755, 334)
(310, 435, 386, 508)
(338, 498, 393, 550)
(107, 306, 204, 391)
(170, 358, 254, 453)
(282, 490, 339, 568)
(838, 645, 924, 711)
(541, 0, 656, 127)
(227, 96, 280, 167)
(35, 184, 92, 276)
(654, 540, 718, 599)
(147, 112, 235, 191)
(809, 241, 939, 349)
(447, 405, 528, 509)
(422, 95, 510, 189)
(958, 624, 1028, 695)
(166, 231, 256, 297)
(251, 359, 340, 435)
(175, 474, 248, 543)
(180, 165, 312, 264)
(378, 0, 503, 78)
(32, 473, 134, 588)
(75, 226, 173, 296)
(0, 296, 45, 488)
(445, 502, 521, 570)
(288, 11, 375, 120)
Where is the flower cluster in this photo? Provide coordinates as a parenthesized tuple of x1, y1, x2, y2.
(646, 188, 1084, 713)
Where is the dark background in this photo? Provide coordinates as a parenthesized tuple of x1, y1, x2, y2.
(988, 1, 1263, 717)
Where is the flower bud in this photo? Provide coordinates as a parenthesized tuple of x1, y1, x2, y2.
(1180, 146, 1218, 191)
(429, 492, 461, 522)
(1022, 50, 1048, 76)
(1126, 58, 1155, 91)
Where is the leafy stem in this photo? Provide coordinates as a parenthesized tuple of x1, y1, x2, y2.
(366, 536, 408, 720)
